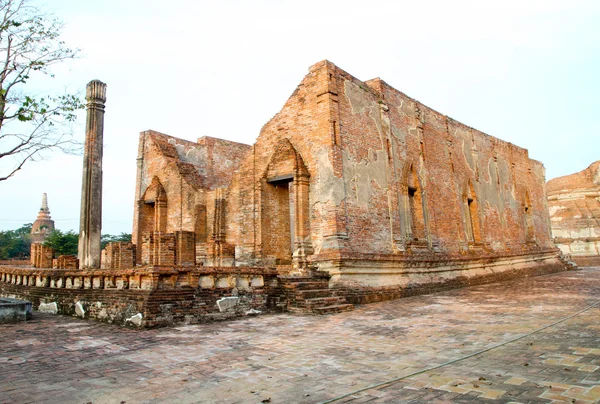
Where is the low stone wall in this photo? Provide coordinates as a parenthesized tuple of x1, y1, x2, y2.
(570, 256, 600, 267)
(0, 266, 279, 327)
(321, 249, 571, 304)
(53, 255, 78, 269)
(0, 249, 574, 326)
(0, 260, 29, 266)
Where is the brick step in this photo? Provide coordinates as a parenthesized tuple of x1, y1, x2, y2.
(287, 303, 354, 315)
(302, 296, 347, 307)
(312, 304, 354, 315)
(283, 281, 329, 290)
(295, 289, 332, 299)
(287, 306, 313, 314)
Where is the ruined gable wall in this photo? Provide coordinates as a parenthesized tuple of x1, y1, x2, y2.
(225, 61, 556, 266)
(547, 161, 600, 261)
(133, 132, 251, 248)
(196, 136, 251, 190)
(225, 61, 346, 263)
(132, 131, 206, 252)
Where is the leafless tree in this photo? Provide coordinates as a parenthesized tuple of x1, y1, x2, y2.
(0, 0, 83, 181)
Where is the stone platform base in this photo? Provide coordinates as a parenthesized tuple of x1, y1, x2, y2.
(571, 256, 600, 267)
(317, 250, 571, 305)
(0, 297, 32, 323)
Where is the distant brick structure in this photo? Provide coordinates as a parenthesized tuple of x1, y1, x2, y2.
(547, 161, 600, 266)
(53, 255, 78, 269)
(101, 242, 136, 269)
(131, 60, 566, 299)
(30, 244, 54, 268)
(30, 193, 55, 244)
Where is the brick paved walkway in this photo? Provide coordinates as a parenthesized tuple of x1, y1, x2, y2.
(1, 267, 599, 404)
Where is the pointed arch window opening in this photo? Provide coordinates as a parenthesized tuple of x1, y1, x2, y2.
(523, 193, 535, 243)
(139, 177, 168, 235)
(465, 182, 482, 246)
(404, 165, 427, 244)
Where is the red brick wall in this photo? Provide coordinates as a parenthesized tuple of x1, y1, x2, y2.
(102, 242, 135, 269)
(53, 255, 78, 269)
(224, 61, 555, 268)
(132, 131, 250, 264)
(131, 61, 559, 281)
(30, 244, 54, 268)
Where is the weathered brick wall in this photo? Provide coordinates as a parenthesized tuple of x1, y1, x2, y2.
(0, 266, 279, 327)
(30, 244, 54, 268)
(547, 161, 600, 260)
(0, 260, 29, 266)
(53, 255, 78, 269)
(175, 231, 196, 266)
(102, 242, 136, 269)
(223, 61, 558, 277)
(141, 232, 177, 266)
(225, 61, 343, 266)
(335, 71, 554, 255)
(132, 131, 250, 264)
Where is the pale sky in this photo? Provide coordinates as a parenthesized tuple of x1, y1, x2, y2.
(0, 0, 598, 235)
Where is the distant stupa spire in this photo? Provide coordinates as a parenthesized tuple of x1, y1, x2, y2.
(31, 192, 55, 243)
(41, 193, 49, 212)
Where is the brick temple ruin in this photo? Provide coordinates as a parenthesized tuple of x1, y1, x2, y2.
(30, 193, 55, 244)
(0, 61, 572, 327)
(547, 161, 600, 266)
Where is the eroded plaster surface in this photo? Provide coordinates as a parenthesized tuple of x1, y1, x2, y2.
(547, 161, 600, 260)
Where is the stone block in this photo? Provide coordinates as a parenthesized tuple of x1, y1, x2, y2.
(38, 302, 58, 314)
(75, 301, 85, 318)
(199, 276, 215, 288)
(0, 298, 32, 323)
(216, 296, 239, 312)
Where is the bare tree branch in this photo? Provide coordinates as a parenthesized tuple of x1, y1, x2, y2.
(0, 0, 83, 181)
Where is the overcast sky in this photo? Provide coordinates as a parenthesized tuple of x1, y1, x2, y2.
(0, 0, 598, 235)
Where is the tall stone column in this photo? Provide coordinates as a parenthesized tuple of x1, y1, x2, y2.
(78, 80, 107, 269)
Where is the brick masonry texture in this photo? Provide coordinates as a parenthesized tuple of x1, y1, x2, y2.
(547, 161, 600, 266)
(131, 60, 566, 292)
(0, 265, 279, 327)
(30, 244, 53, 268)
(101, 242, 135, 269)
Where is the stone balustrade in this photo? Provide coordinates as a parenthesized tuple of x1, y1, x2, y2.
(0, 266, 278, 292)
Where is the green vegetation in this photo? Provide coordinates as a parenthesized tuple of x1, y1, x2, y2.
(0, 223, 133, 258)
(43, 229, 78, 256)
(101, 233, 132, 249)
(0, 223, 32, 259)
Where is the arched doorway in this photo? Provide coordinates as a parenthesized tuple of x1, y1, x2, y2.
(135, 177, 168, 263)
(261, 140, 312, 270)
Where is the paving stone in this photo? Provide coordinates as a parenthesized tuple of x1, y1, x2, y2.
(0, 267, 599, 403)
